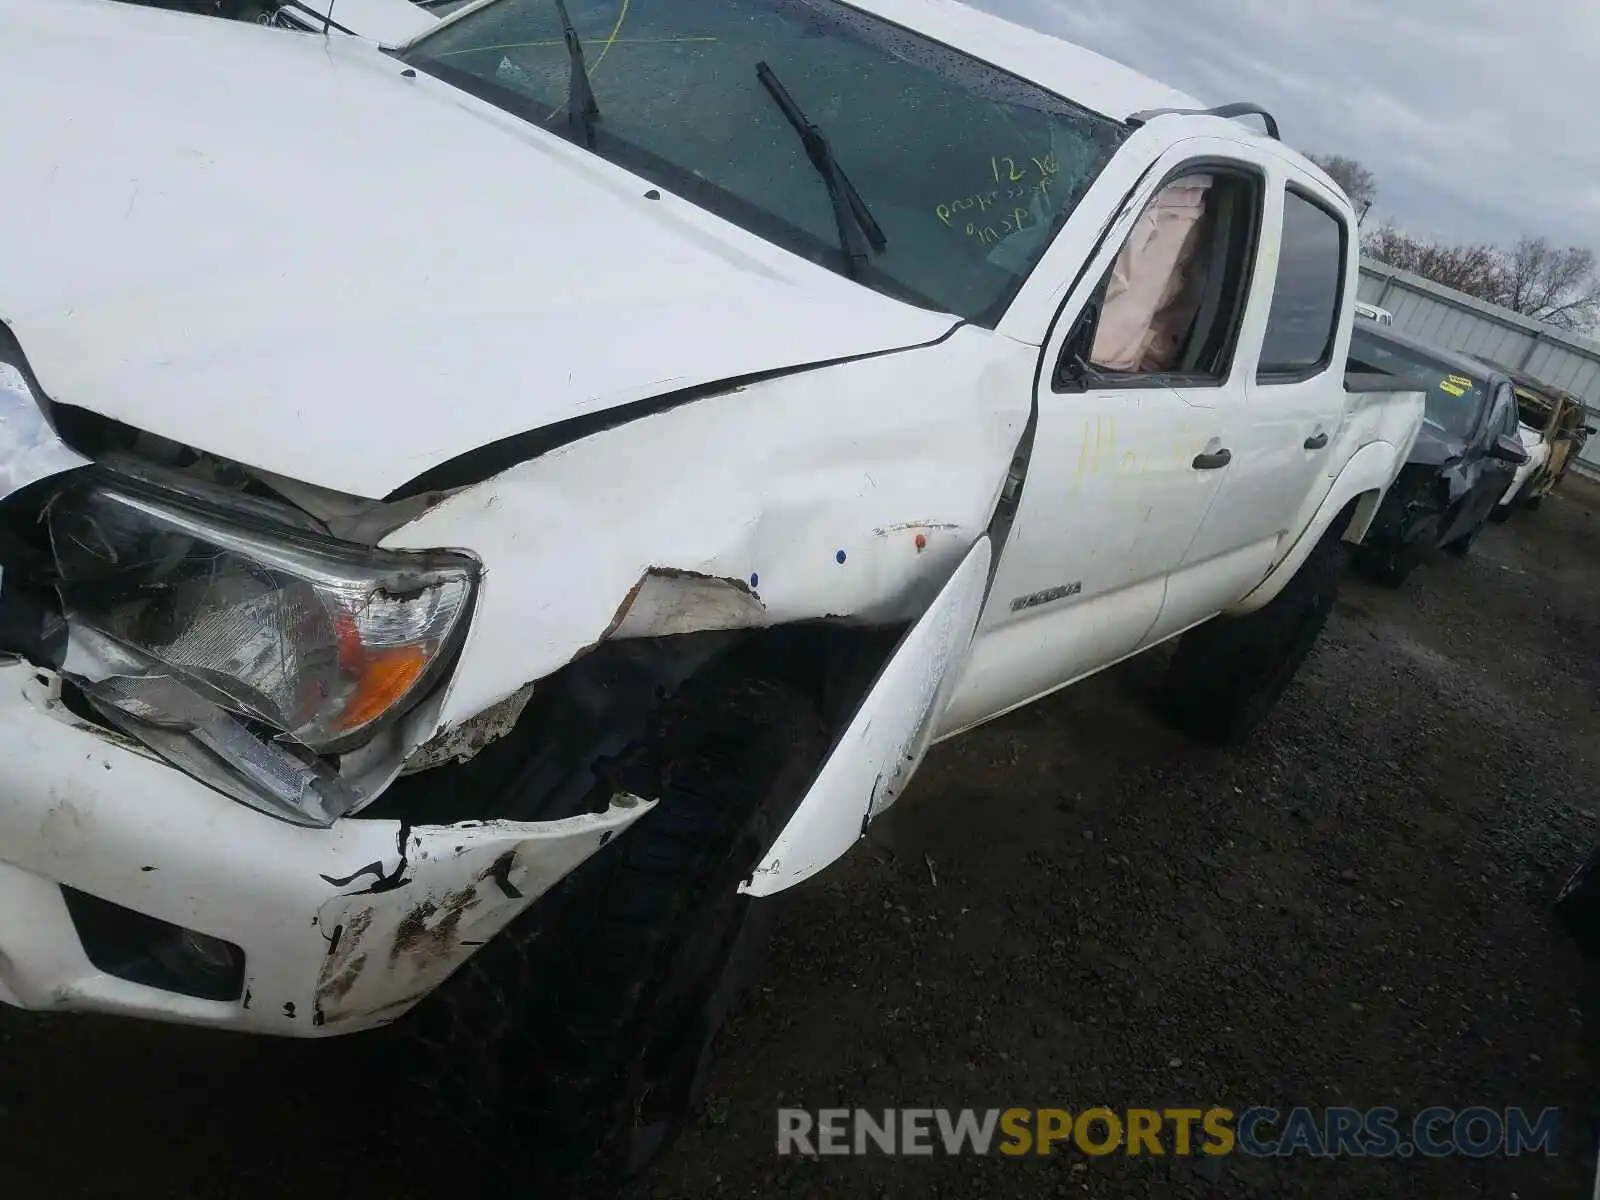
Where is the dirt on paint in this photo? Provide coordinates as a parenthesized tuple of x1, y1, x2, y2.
(2, 480, 1598, 1199)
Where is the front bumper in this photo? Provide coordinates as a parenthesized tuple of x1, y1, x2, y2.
(0, 660, 649, 1035)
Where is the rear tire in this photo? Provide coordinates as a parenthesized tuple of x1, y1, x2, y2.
(409, 655, 826, 1193)
(1164, 522, 1344, 746)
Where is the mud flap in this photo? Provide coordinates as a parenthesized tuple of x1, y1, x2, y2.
(740, 535, 992, 897)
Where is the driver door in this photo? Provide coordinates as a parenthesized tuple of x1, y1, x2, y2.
(941, 147, 1271, 736)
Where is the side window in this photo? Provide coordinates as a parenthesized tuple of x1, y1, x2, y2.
(1257, 189, 1347, 380)
(1054, 167, 1261, 387)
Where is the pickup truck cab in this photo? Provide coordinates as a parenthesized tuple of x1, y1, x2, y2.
(0, 0, 1423, 1182)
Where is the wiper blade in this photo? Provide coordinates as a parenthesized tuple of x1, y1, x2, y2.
(755, 61, 886, 278)
(552, 0, 600, 147)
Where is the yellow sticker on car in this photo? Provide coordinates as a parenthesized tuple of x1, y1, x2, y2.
(1439, 380, 1466, 397)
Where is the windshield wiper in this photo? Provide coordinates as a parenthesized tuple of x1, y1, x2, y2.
(552, 0, 600, 147)
(755, 61, 886, 278)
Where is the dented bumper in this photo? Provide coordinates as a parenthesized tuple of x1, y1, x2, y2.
(0, 661, 649, 1034)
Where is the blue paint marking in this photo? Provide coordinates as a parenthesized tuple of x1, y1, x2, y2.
(835, 549, 847, 564)
(749, 572, 759, 588)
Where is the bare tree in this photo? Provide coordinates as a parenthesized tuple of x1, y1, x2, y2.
(1362, 225, 1600, 333)
(1308, 153, 1377, 214)
(1361, 223, 1502, 299)
(1496, 237, 1600, 332)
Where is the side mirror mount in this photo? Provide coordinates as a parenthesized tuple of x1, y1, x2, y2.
(1055, 309, 1106, 392)
(1490, 434, 1530, 465)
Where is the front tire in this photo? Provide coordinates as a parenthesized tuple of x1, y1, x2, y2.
(1164, 521, 1344, 746)
(412, 656, 826, 1192)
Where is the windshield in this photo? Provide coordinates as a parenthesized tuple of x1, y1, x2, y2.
(1349, 329, 1485, 441)
(399, 0, 1128, 325)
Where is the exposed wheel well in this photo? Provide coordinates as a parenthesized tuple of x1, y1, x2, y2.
(363, 623, 906, 827)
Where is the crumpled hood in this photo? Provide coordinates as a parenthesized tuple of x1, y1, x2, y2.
(0, 0, 955, 498)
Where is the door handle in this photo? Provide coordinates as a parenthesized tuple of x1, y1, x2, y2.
(1303, 431, 1329, 450)
(1191, 447, 1232, 470)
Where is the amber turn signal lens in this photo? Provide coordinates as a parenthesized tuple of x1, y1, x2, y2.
(336, 646, 430, 731)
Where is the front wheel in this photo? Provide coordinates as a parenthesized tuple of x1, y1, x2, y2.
(411, 657, 827, 1192)
(1164, 521, 1344, 746)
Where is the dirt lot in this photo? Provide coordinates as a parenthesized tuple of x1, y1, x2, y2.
(2, 480, 1597, 1199)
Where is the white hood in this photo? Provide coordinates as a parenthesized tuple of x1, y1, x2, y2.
(0, 0, 955, 497)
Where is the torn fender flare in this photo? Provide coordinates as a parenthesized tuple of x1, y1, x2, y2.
(741, 535, 992, 897)
(313, 794, 654, 1028)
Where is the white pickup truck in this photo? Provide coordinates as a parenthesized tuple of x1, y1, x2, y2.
(0, 0, 1423, 1182)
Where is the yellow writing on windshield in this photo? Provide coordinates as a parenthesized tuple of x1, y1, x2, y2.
(935, 151, 1062, 233)
(961, 208, 1037, 247)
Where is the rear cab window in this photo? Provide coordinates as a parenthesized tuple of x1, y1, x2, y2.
(1256, 189, 1346, 381)
(399, 0, 1130, 326)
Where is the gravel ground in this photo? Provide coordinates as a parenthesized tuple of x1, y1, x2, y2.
(3, 480, 1597, 1199)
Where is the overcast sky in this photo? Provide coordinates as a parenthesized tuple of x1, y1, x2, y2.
(978, 0, 1600, 252)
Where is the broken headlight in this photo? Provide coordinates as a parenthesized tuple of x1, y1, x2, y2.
(48, 474, 476, 824)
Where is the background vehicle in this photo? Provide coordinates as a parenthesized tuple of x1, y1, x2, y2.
(1348, 325, 1528, 585)
(1488, 415, 1551, 522)
(0, 0, 1424, 1185)
(1481, 363, 1597, 514)
(1355, 300, 1395, 326)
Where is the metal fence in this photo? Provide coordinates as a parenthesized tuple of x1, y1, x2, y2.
(1357, 258, 1600, 478)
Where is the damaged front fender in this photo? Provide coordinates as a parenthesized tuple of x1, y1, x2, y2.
(379, 327, 1031, 735)
(742, 535, 992, 896)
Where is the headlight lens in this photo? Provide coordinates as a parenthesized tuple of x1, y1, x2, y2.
(49, 476, 476, 753)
